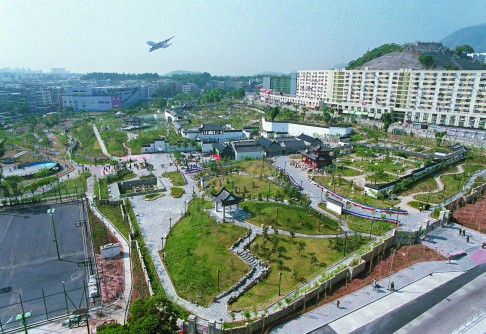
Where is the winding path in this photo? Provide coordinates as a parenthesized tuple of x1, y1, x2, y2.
(398, 164, 464, 212)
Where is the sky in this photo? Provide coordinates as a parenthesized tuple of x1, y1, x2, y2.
(1, 0, 485, 76)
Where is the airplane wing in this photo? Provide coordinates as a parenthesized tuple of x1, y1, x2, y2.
(163, 36, 175, 43)
(147, 41, 156, 46)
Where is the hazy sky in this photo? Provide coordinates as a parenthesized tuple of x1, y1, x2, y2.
(1, 0, 485, 75)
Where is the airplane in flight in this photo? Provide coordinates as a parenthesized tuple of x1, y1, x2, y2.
(147, 36, 175, 52)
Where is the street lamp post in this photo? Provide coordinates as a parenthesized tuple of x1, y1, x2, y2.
(284, 161, 287, 172)
(217, 270, 221, 293)
(169, 218, 172, 231)
(278, 272, 282, 296)
(320, 188, 323, 202)
(387, 248, 405, 290)
(276, 207, 279, 226)
(343, 232, 348, 256)
(369, 219, 374, 238)
(48, 208, 61, 261)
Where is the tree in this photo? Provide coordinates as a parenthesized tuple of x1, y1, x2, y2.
(455, 45, 474, 57)
(269, 106, 280, 121)
(97, 323, 129, 334)
(435, 131, 447, 146)
(127, 295, 180, 334)
(383, 113, 393, 132)
(418, 54, 435, 68)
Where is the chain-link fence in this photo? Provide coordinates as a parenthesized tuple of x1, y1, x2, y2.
(0, 279, 99, 333)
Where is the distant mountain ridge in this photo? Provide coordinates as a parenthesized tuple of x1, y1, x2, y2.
(441, 23, 486, 53)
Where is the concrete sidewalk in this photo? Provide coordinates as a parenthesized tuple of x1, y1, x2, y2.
(271, 224, 486, 334)
(326, 271, 463, 334)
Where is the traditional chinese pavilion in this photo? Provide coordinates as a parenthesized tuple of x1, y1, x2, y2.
(212, 187, 244, 221)
(300, 144, 334, 169)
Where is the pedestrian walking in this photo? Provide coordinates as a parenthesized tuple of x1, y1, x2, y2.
(462, 229, 466, 236)
(466, 235, 470, 243)
(459, 229, 462, 236)
(390, 282, 395, 292)
(336, 300, 340, 308)
(372, 278, 377, 291)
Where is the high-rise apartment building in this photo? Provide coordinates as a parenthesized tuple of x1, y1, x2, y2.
(262, 74, 297, 95)
(260, 69, 486, 129)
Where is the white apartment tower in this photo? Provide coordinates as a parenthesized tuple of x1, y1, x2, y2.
(261, 69, 486, 129)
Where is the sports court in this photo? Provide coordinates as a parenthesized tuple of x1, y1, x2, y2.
(0, 202, 94, 331)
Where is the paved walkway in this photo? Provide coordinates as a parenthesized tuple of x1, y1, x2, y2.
(398, 164, 464, 212)
(270, 223, 486, 333)
(93, 124, 112, 159)
(273, 155, 432, 231)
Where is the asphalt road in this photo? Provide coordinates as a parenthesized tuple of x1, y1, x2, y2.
(0, 202, 90, 330)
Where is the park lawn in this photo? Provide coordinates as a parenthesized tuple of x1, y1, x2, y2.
(127, 129, 168, 154)
(334, 165, 361, 177)
(242, 201, 341, 235)
(414, 170, 478, 204)
(96, 201, 130, 239)
(164, 198, 249, 305)
(100, 130, 127, 157)
(344, 214, 394, 236)
(42, 172, 91, 199)
(341, 157, 411, 174)
(229, 236, 344, 311)
(171, 187, 185, 198)
(205, 174, 285, 200)
(163, 171, 186, 186)
(70, 123, 105, 159)
(407, 200, 430, 211)
(317, 203, 393, 235)
(462, 164, 486, 174)
(88, 207, 117, 254)
(414, 164, 485, 204)
(365, 172, 397, 184)
(313, 176, 399, 208)
(398, 164, 462, 196)
(229, 160, 279, 178)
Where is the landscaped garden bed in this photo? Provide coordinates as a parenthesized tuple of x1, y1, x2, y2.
(241, 201, 341, 235)
(163, 199, 250, 305)
(452, 193, 486, 233)
(163, 171, 186, 186)
(171, 187, 185, 198)
(229, 233, 370, 310)
(313, 176, 399, 208)
(266, 243, 445, 332)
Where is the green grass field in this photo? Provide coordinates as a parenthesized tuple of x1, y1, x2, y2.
(171, 187, 185, 198)
(313, 176, 399, 208)
(163, 171, 186, 186)
(164, 199, 249, 305)
(229, 235, 354, 310)
(414, 164, 486, 204)
(344, 214, 394, 236)
(96, 201, 130, 239)
(241, 201, 341, 235)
